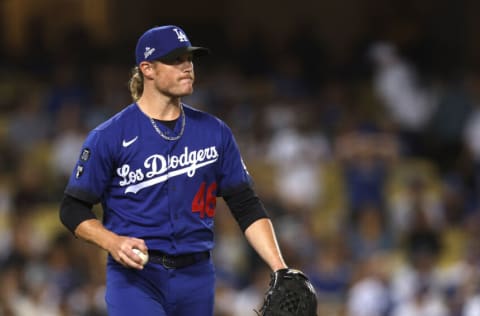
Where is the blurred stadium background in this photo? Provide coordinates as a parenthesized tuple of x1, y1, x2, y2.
(1, 0, 480, 315)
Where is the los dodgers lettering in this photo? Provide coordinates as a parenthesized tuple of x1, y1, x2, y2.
(117, 146, 218, 194)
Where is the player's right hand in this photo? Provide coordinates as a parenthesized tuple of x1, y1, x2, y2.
(108, 235, 148, 270)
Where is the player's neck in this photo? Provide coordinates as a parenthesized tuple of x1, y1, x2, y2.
(136, 95, 181, 120)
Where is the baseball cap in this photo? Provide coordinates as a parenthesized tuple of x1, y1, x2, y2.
(135, 25, 209, 65)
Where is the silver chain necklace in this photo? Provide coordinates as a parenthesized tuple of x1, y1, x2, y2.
(149, 105, 186, 141)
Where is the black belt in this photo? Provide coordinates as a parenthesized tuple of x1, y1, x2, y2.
(148, 250, 210, 269)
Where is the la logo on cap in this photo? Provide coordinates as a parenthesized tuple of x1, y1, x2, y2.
(173, 28, 188, 42)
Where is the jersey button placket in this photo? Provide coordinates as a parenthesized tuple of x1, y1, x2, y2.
(164, 177, 175, 252)
(171, 183, 178, 220)
(166, 174, 178, 251)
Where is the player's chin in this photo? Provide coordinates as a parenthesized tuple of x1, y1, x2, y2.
(176, 85, 194, 96)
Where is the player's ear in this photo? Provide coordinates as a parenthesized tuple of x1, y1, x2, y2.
(139, 61, 155, 79)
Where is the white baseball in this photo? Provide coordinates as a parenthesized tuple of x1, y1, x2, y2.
(132, 248, 149, 265)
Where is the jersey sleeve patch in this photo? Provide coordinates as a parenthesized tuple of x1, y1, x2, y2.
(80, 148, 91, 161)
(75, 165, 84, 178)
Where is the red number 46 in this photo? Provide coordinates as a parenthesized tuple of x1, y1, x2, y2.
(192, 182, 217, 218)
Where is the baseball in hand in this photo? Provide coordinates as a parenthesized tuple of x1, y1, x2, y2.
(132, 248, 149, 265)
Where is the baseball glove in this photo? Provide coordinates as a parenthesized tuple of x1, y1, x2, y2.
(256, 268, 318, 316)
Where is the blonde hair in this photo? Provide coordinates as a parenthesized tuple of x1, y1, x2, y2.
(128, 66, 144, 101)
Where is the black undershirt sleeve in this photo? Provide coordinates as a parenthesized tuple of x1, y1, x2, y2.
(59, 194, 96, 234)
(223, 185, 270, 232)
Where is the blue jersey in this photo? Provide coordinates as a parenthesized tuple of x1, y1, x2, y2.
(65, 103, 252, 254)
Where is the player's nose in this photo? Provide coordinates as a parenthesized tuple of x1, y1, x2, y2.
(182, 62, 194, 73)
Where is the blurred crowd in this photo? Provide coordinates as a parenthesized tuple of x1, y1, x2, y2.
(1, 21, 480, 316)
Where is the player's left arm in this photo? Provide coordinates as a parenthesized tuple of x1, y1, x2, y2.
(217, 121, 287, 271)
(244, 218, 288, 272)
(223, 185, 287, 272)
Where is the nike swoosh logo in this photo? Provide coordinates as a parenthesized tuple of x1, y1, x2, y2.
(122, 136, 138, 148)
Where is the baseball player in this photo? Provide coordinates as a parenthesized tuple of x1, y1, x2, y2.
(59, 25, 289, 316)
